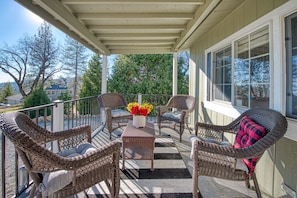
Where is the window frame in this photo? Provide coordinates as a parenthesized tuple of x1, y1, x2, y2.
(285, 12, 297, 119)
(204, 23, 271, 118)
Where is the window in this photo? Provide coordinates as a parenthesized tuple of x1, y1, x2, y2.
(213, 46, 232, 102)
(286, 12, 297, 119)
(234, 26, 270, 108)
(208, 25, 270, 109)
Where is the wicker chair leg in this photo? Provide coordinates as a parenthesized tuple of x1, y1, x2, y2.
(179, 123, 185, 142)
(107, 121, 112, 140)
(192, 174, 199, 198)
(245, 179, 250, 188)
(251, 172, 262, 198)
(186, 122, 193, 134)
(192, 152, 199, 198)
(29, 184, 39, 198)
(158, 124, 161, 135)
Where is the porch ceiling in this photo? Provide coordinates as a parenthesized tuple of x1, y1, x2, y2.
(16, 0, 245, 55)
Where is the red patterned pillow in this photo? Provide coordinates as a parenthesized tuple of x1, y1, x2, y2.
(233, 116, 266, 174)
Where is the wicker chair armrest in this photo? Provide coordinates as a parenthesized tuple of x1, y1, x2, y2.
(193, 139, 263, 159)
(156, 105, 170, 115)
(195, 122, 236, 134)
(195, 121, 237, 141)
(104, 107, 112, 118)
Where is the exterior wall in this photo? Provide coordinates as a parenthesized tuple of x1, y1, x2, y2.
(189, 0, 297, 197)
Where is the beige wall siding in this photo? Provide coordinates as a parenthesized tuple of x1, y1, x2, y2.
(274, 138, 297, 197)
(189, 0, 294, 197)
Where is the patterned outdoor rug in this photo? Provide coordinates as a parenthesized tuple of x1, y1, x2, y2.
(85, 134, 193, 198)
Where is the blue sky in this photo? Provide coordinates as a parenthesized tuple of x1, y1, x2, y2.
(0, 1, 116, 84)
(0, 1, 68, 83)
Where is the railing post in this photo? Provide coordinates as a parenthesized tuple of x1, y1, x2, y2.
(138, 94, 142, 105)
(53, 100, 64, 152)
(1, 133, 5, 198)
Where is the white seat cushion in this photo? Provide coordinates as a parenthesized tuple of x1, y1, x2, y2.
(111, 109, 131, 118)
(162, 111, 181, 120)
(58, 143, 97, 157)
(189, 135, 248, 173)
(41, 143, 97, 197)
(41, 170, 72, 197)
(189, 135, 232, 159)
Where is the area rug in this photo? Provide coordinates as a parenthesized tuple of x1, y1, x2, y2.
(85, 134, 193, 198)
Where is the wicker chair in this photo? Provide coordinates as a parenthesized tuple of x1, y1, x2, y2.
(97, 93, 133, 139)
(0, 112, 120, 198)
(157, 94, 196, 142)
(191, 108, 288, 198)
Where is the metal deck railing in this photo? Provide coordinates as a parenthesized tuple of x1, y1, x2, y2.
(0, 94, 171, 198)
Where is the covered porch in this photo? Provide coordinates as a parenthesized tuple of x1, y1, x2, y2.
(2, 0, 296, 197)
(1, 95, 257, 197)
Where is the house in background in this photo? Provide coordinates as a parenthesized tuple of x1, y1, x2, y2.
(5, 93, 23, 105)
(45, 84, 68, 101)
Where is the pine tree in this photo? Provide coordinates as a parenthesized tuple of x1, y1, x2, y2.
(79, 55, 102, 115)
(23, 85, 51, 118)
(108, 54, 188, 95)
(0, 83, 14, 103)
(79, 54, 102, 98)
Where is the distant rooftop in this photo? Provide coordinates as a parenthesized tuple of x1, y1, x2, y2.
(46, 84, 67, 90)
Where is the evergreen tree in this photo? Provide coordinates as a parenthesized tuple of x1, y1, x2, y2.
(58, 92, 72, 101)
(79, 54, 102, 98)
(79, 54, 102, 115)
(23, 85, 51, 118)
(108, 53, 189, 95)
(0, 83, 14, 103)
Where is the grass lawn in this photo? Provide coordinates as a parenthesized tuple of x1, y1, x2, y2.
(0, 105, 22, 113)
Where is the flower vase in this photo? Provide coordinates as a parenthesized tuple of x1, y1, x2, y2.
(133, 115, 146, 128)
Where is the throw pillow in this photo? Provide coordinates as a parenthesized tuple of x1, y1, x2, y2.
(234, 116, 266, 174)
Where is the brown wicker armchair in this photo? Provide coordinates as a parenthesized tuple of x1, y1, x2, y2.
(98, 93, 133, 140)
(0, 112, 120, 198)
(157, 94, 196, 142)
(191, 108, 288, 198)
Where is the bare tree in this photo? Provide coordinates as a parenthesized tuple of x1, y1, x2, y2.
(0, 35, 32, 96)
(62, 36, 88, 99)
(0, 22, 60, 97)
(30, 22, 60, 87)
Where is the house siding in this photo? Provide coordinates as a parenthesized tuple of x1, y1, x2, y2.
(189, 0, 296, 197)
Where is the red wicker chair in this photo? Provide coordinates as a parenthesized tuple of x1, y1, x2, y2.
(192, 108, 287, 198)
(0, 111, 120, 198)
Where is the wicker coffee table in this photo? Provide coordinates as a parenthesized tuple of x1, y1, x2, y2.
(121, 121, 155, 171)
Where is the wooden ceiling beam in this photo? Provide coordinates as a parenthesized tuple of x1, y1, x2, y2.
(61, 0, 205, 5)
(102, 40, 175, 45)
(89, 25, 186, 31)
(97, 33, 180, 39)
(77, 13, 193, 20)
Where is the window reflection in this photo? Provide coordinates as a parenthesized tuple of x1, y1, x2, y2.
(234, 25, 270, 108)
